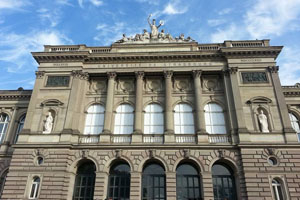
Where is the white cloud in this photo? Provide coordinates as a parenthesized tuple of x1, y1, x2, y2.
(90, 0, 103, 7)
(78, 0, 103, 8)
(245, 0, 300, 38)
(218, 8, 232, 15)
(0, 30, 72, 73)
(278, 46, 300, 85)
(135, 0, 160, 5)
(0, 0, 28, 9)
(207, 19, 226, 27)
(211, 24, 246, 43)
(163, 0, 188, 15)
(37, 8, 61, 27)
(55, 0, 73, 6)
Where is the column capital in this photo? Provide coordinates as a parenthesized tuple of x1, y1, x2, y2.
(35, 71, 45, 79)
(72, 70, 89, 80)
(164, 70, 173, 79)
(107, 72, 117, 79)
(192, 70, 202, 78)
(268, 66, 279, 73)
(224, 67, 238, 75)
(135, 71, 144, 79)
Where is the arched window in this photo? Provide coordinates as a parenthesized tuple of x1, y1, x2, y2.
(174, 103, 195, 134)
(272, 178, 285, 200)
(114, 104, 134, 134)
(0, 170, 8, 198)
(212, 163, 237, 200)
(107, 162, 131, 200)
(144, 104, 164, 134)
(142, 162, 166, 200)
(29, 177, 40, 199)
(84, 104, 105, 134)
(0, 113, 9, 144)
(176, 163, 202, 200)
(289, 112, 300, 141)
(14, 115, 26, 143)
(204, 103, 226, 134)
(73, 161, 96, 200)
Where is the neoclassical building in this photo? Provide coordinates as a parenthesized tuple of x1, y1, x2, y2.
(0, 23, 300, 200)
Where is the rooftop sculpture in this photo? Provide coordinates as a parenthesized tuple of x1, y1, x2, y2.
(115, 14, 195, 44)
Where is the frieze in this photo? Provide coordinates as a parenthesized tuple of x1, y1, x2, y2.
(145, 78, 163, 93)
(88, 79, 107, 94)
(174, 77, 192, 92)
(241, 72, 268, 83)
(46, 76, 70, 87)
(116, 79, 135, 94)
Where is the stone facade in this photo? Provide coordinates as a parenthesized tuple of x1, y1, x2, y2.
(0, 39, 299, 200)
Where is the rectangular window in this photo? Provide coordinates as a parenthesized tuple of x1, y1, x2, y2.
(46, 76, 70, 87)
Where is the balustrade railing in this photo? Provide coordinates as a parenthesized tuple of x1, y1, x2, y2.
(175, 134, 196, 143)
(208, 134, 231, 143)
(143, 135, 164, 143)
(79, 135, 99, 144)
(112, 134, 132, 143)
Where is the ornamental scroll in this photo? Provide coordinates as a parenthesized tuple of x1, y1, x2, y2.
(241, 72, 268, 83)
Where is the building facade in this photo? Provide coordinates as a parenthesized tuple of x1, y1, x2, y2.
(0, 28, 300, 200)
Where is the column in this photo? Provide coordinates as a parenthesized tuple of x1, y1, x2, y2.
(164, 71, 174, 134)
(193, 70, 206, 134)
(134, 72, 144, 134)
(268, 66, 295, 141)
(227, 67, 249, 142)
(1, 107, 17, 153)
(223, 70, 238, 143)
(103, 72, 116, 134)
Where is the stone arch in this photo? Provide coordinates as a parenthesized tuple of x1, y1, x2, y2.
(103, 156, 134, 174)
(83, 101, 106, 113)
(0, 110, 12, 121)
(113, 100, 135, 112)
(202, 98, 226, 111)
(172, 100, 194, 111)
(143, 100, 164, 112)
(68, 155, 99, 174)
(208, 156, 239, 174)
(172, 157, 204, 173)
(138, 156, 169, 173)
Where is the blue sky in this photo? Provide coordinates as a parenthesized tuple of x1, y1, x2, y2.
(1, 0, 300, 89)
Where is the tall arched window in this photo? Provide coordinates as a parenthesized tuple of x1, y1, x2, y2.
(144, 104, 164, 134)
(272, 178, 285, 200)
(204, 103, 226, 134)
(212, 163, 237, 200)
(0, 170, 8, 198)
(14, 115, 26, 143)
(29, 177, 40, 199)
(0, 113, 9, 144)
(176, 163, 202, 200)
(108, 162, 131, 200)
(289, 112, 300, 141)
(114, 104, 134, 134)
(73, 161, 96, 200)
(142, 162, 166, 200)
(174, 103, 195, 134)
(84, 104, 105, 134)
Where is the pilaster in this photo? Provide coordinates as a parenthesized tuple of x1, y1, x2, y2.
(0, 107, 18, 153)
(130, 172, 141, 200)
(164, 71, 175, 143)
(103, 72, 116, 135)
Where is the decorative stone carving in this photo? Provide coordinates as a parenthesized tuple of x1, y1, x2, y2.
(174, 78, 191, 92)
(89, 79, 106, 93)
(71, 70, 89, 80)
(107, 72, 117, 79)
(116, 79, 134, 93)
(203, 76, 222, 92)
(268, 66, 279, 73)
(192, 70, 202, 78)
(258, 110, 269, 133)
(115, 15, 195, 44)
(164, 71, 173, 79)
(145, 78, 163, 93)
(35, 71, 45, 79)
(43, 112, 53, 134)
(183, 149, 190, 158)
(135, 71, 144, 79)
(241, 72, 268, 83)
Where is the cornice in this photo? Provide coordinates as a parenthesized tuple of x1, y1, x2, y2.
(221, 46, 283, 59)
(0, 90, 32, 101)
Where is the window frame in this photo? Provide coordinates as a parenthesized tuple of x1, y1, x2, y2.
(84, 104, 105, 135)
(29, 177, 41, 199)
(204, 103, 226, 134)
(0, 113, 9, 144)
(174, 103, 195, 134)
(14, 114, 26, 143)
(288, 112, 300, 142)
(144, 103, 164, 134)
(269, 175, 289, 200)
(114, 104, 134, 135)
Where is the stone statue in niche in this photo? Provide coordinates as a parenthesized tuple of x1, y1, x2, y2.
(43, 112, 53, 134)
(258, 110, 269, 133)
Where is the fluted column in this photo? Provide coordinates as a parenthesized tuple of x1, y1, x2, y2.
(193, 70, 206, 134)
(103, 72, 116, 134)
(164, 71, 174, 134)
(134, 72, 144, 134)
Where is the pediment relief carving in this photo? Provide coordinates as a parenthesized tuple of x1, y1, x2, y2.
(40, 99, 64, 107)
(116, 78, 135, 94)
(174, 77, 192, 92)
(88, 79, 107, 94)
(203, 76, 223, 92)
(247, 96, 272, 104)
(145, 78, 163, 93)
